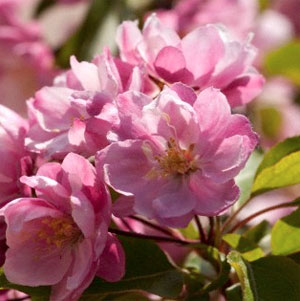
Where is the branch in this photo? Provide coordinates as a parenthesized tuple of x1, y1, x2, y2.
(227, 200, 300, 233)
(109, 228, 191, 245)
(194, 215, 207, 243)
(128, 215, 175, 237)
(220, 197, 251, 234)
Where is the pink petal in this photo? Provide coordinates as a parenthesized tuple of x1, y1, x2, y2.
(112, 196, 135, 218)
(152, 180, 196, 218)
(61, 153, 96, 188)
(70, 56, 101, 91)
(20, 176, 70, 212)
(116, 20, 143, 64)
(154, 46, 193, 83)
(33, 87, 76, 131)
(70, 192, 95, 238)
(4, 243, 72, 286)
(51, 239, 96, 301)
(190, 174, 239, 216)
(182, 25, 225, 85)
(68, 119, 86, 148)
(169, 82, 197, 106)
(193, 87, 231, 142)
(97, 140, 154, 196)
(97, 234, 125, 282)
(3, 199, 72, 286)
(210, 38, 256, 89)
(223, 70, 265, 107)
(116, 91, 152, 140)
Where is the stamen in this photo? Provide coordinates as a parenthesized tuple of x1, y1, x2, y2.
(153, 138, 198, 178)
(36, 216, 82, 249)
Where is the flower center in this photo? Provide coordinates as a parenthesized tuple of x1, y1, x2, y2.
(154, 138, 198, 178)
(37, 216, 82, 249)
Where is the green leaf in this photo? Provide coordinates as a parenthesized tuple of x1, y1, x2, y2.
(200, 257, 231, 295)
(228, 252, 300, 301)
(223, 234, 264, 262)
(235, 151, 263, 205)
(179, 220, 199, 240)
(255, 136, 300, 177)
(272, 208, 300, 255)
(183, 251, 216, 280)
(185, 245, 230, 296)
(252, 150, 300, 196)
(82, 236, 184, 298)
(259, 0, 269, 11)
(259, 107, 282, 139)
(243, 220, 270, 244)
(264, 41, 300, 86)
(226, 284, 242, 301)
(250, 256, 300, 300)
(227, 251, 255, 301)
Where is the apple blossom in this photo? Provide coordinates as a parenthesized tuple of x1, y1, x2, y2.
(153, 0, 294, 67)
(153, 0, 257, 39)
(25, 49, 156, 159)
(276, 0, 300, 35)
(0, 105, 31, 203)
(117, 14, 265, 107)
(0, 0, 55, 116)
(97, 85, 258, 227)
(1, 153, 125, 301)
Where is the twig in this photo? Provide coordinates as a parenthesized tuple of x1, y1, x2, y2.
(120, 218, 134, 232)
(220, 197, 251, 234)
(207, 217, 215, 245)
(128, 215, 175, 237)
(109, 228, 191, 245)
(227, 201, 300, 233)
(194, 215, 207, 243)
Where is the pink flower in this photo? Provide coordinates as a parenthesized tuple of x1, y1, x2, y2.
(153, 0, 294, 67)
(26, 49, 156, 159)
(275, 0, 300, 35)
(153, 0, 257, 39)
(0, 0, 55, 116)
(0, 289, 29, 301)
(1, 153, 125, 301)
(97, 85, 258, 227)
(253, 10, 293, 65)
(117, 14, 264, 107)
(0, 105, 31, 203)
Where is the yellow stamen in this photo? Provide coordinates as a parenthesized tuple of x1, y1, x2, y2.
(36, 216, 82, 249)
(151, 138, 198, 178)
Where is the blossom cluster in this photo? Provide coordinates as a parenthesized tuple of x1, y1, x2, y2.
(0, 9, 263, 298)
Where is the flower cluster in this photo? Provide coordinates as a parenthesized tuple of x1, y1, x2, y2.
(0, 10, 261, 300)
(0, 0, 55, 115)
